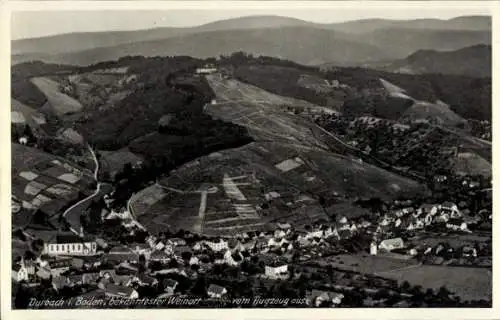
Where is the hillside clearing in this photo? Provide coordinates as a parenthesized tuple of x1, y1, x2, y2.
(31, 77, 83, 115)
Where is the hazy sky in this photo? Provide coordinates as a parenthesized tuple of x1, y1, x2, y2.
(11, 5, 492, 40)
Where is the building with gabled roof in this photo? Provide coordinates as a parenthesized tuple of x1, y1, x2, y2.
(379, 238, 405, 252)
(207, 284, 227, 299)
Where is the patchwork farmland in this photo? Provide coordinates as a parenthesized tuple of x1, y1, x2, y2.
(11, 143, 94, 228)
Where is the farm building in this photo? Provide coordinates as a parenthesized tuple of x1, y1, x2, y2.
(196, 65, 218, 75)
(207, 284, 227, 299)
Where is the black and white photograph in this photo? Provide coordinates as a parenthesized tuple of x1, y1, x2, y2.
(6, 1, 495, 314)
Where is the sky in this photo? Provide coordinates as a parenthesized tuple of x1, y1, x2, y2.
(11, 4, 492, 40)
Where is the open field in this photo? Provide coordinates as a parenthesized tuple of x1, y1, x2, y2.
(31, 77, 83, 115)
(402, 101, 467, 127)
(413, 233, 491, 249)
(12, 99, 47, 128)
(379, 78, 467, 127)
(311, 253, 420, 274)
(453, 152, 491, 177)
(310, 252, 491, 301)
(207, 74, 338, 114)
(378, 265, 491, 301)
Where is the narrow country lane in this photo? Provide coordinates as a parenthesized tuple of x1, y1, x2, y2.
(62, 144, 105, 236)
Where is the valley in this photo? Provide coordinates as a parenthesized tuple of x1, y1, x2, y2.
(10, 13, 492, 309)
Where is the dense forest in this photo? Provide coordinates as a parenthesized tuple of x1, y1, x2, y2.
(325, 68, 491, 121)
(216, 54, 491, 122)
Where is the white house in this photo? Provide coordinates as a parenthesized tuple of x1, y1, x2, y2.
(223, 250, 239, 266)
(264, 257, 289, 279)
(19, 137, 28, 145)
(12, 262, 29, 282)
(189, 256, 200, 266)
(446, 219, 469, 232)
(196, 66, 218, 75)
(274, 229, 287, 239)
(378, 238, 404, 252)
(207, 284, 227, 299)
(265, 191, 281, 201)
(43, 235, 97, 256)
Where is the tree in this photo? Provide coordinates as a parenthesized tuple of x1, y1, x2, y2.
(400, 281, 411, 291)
(181, 251, 193, 261)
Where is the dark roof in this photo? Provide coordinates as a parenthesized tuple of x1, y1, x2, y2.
(261, 254, 287, 267)
(163, 278, 178, 288)
(138, 274, 157, 285)
(447, 218, 463, 225)
(338, 229, 351, 238)
(55, 234, 94, 243)
(442, 202, 456, 208)
(49, 259, 73, 268)
(150, 250, 170, 259)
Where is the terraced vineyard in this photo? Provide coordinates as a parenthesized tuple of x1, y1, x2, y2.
(130, 75, 427, 236)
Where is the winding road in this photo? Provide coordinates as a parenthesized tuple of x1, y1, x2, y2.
(62, 144, 107, 236)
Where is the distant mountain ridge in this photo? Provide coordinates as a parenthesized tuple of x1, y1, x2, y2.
(381, 44, 492, 77)
(11, 15, 492, 67)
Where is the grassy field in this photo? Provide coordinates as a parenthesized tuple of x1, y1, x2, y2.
(414, 233, 491, 249)
(31, 77, 83, 115)
(402, 101, 467, 127)
(310, 252, 491, 301)
(312, 253, 419, 274)
(453, 152, 491, 177)
(12, 99, 47, 128)
(378, 265, 491, 301)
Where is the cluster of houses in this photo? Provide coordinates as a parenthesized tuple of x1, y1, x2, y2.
(13, 194, 489, 306)
(11, 214, 366, 302)
(374, 202, 471, 236)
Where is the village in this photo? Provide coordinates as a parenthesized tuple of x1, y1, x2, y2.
(13, 176, 492, 308)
